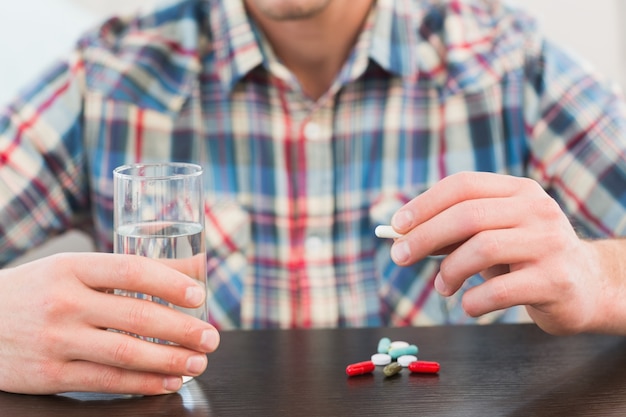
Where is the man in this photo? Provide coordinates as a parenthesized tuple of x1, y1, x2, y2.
(2, 0, 626, 395)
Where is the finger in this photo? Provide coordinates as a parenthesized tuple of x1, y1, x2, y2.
(68, 327, 209, 378)
(391, 172, 531, 233)
(155, 253, 207, 284)
(480, 264, 510, 280)
(51, 360, 184, 396)
(391, 197, 524, 264)
(87, 292, 219, 352)
(436, 228, 538, 296)
(64, 253, 206, 309)
(460, 269, 547, 317)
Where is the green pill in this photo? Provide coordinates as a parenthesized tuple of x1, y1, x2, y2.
(377, 337, 391, 353)
(388, 344, 418, 360)
(383, 362, 403, 377)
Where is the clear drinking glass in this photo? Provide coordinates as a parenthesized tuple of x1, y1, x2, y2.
(113, 162, 207, 383)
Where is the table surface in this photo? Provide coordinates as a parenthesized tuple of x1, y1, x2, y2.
(2, 323, 626, 417)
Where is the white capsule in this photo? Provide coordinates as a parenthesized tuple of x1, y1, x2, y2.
(371, 353, 392, 366)
(398, 355, 418, 367)
(374, 225, 404, 239)
(389, 341, 409, 349)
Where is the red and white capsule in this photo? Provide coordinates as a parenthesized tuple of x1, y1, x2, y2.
(408, 360, 440, 374)
(346, 360, 375, 376)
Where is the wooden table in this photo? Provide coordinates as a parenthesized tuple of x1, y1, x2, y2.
(2, 323, 626, 416)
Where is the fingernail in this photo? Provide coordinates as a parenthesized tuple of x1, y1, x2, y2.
(200, 329, 218, 351)
(186, 354, 207, 374)
(434, 272, 448, 295)
(185, 285, 205, 306)
(391, 210, 413, 230)
(163, 376, 182, 392)
(390, 241, 411, 264)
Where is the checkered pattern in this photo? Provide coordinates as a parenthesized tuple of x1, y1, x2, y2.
(2, 0, 626, 329)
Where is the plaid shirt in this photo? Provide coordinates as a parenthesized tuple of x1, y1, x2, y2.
(2, 0, 626, 329)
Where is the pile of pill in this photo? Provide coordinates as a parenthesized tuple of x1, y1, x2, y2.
(346, 337, 440, 377)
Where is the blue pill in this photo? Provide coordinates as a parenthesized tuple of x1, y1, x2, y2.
(377, 337, 391, 353)
(388, 344, 419, 359)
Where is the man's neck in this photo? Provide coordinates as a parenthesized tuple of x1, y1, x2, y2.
(245, 1, 375, 100)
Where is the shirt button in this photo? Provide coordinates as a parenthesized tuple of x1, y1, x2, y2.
(304, 121, 323, 141)
(305, 235, 324, 251)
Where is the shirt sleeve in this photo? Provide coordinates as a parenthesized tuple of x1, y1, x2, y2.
(524, 38, 626, 239)
(0, 51, 91, 266)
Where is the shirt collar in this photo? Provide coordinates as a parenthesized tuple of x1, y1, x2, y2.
(208, 0, 426, 93)
(208, 0, 264, 93)
(207, 0, 515, 96)
(379, 0, 532, 96)
(368, 0, 422, 79)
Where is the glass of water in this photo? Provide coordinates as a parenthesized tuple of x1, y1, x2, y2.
(113, 162, 207, 383)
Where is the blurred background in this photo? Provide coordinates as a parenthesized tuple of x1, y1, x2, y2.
(1, 0, 626, 262)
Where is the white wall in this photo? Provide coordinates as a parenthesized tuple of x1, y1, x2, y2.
(2, 0, 626, 262)
(0, 0, 160, 107)
(511, 0, 626, 90)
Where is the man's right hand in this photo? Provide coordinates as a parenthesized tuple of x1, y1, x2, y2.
(0, 252, 220, 395)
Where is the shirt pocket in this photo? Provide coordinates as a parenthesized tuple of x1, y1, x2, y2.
(204, 199, 251, 328)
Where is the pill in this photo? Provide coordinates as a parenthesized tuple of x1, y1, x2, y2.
(388, 344, 419, 359)
(346, 361, 375, 376)
(397, 354, 418, 367)
(377, 337, 391, 353)
(375, 225, 404, 239)
(389, 341, 409, 349)
(408, 360, 440, 374)
(371, 353, 392, 366)
(383, 362, 403, 377)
